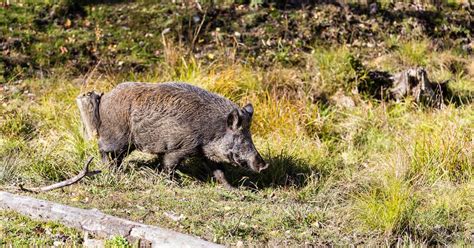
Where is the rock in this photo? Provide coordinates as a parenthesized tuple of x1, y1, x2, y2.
(163, 211, 185, 222)
(83, 238, 105, 248)
(330, 90, 355, 108)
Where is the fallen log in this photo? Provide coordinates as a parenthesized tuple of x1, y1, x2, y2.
(0, 191, 222, 247)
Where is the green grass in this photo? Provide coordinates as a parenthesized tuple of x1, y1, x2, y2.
(397, 39, 430, 67)
(105, 236, 132, 248)
(0, 210, 82, 246)
(0, 1, 473, 246)
(354, 175, 417, 236)
(1, 49, 472, 245)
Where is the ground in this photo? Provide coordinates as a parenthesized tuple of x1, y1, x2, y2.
(0, 1, 473, 246)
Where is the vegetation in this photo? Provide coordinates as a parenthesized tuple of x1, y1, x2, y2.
(0, 210, 82, 246)
(0, 1, 473, 246)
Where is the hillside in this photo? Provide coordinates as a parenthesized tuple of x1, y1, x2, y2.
(1, 1, 473, 246)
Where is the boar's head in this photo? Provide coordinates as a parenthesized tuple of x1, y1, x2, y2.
(206, 104, 269, 173)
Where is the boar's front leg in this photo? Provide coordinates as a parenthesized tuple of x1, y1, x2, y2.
(162, 150, 190, 177)
(213, 170, 234, 189)
(208, 162, 234, 189)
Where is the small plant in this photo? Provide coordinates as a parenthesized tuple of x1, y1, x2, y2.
(0, 111, 35, 140)
(105, 236, 131, 248)
(397, 39, 430, 67)
(0, 211, 82, 246)
(406, 130, 472, 184)
(354, 175, 418, 236)
(309, 47, 360, 95)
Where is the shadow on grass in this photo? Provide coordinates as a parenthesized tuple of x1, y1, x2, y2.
(122, 150, 322, 190)
(177, 153, 315, 190)
(444, 88, 474, 107)
(123, 151, 315, 189)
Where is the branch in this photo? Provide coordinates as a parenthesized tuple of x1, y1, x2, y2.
(20, 156, 100, 193)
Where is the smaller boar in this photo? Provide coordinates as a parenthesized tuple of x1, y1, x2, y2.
(78, 82, 268, 185)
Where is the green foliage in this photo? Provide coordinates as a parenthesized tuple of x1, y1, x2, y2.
(105, 236, 131, 248)
(355, 175, 418, 235)
(0, 211, 82, 246)
(0, 155, 18, 183)
(397, 39, 430, 67)
(310, 47, 360, 94)
(0, 111, 36, 140)
(407, 133, 472, 184)
(0, 1, 473, 246)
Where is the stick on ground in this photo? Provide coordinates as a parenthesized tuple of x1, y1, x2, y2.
(19, 156, 100, 193)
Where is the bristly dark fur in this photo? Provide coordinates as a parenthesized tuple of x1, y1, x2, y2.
(97, 82, 268, 176)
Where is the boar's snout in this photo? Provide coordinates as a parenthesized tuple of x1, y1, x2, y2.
(249, 153, 269, 173)
(257, 162, 270, 172)
(217, 104, 270, 173)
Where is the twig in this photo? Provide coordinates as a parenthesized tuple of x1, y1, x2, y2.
(191, 11, 207, 51)
(19, 157, 100, 193)
(80, 60, 102, 94)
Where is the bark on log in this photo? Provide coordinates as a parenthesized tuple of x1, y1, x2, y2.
(0, 191, 222, 247)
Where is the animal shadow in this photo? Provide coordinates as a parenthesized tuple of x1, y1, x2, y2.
(178, 153, 315, 190)
(121, 151, 315, 190)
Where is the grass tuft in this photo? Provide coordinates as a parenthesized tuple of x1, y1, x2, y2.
(354, 174, 417, 237)
(397, 39, 430, 67)
(407, 132, 472, 184)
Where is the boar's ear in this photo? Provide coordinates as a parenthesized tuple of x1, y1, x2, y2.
(227, 108, 242, 130)
(243, 103, 253, 118)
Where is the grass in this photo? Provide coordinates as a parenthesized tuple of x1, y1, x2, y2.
(0, 210, 82, 246)
(354, 174, 417, 236)
(1, 47, 472, 245)
(0, 1, 473, 246)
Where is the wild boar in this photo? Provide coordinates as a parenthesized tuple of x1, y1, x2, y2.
(77, 82, 268, 183)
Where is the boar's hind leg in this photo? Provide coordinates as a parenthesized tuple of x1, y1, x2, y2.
(100, 147, 132, 169)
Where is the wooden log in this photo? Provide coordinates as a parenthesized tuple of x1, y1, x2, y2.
(0, 191, 222, 247)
